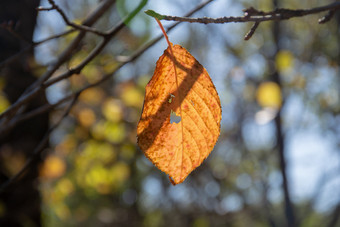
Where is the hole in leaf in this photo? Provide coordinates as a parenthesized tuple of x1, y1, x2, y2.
(170, 109, 181, 124)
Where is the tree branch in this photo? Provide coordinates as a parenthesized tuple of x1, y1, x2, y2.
(146, 2, 340, 41)
(0, 94, 79, 194)
(146, 2, 340, 24)
(0, 29, 75, 69)
(0, 0, 215, 190)
(46, 0, 108, 36)
(0, 0, 214, 136)
(244, 22, 259, 40)
(0, 0, 116, 126)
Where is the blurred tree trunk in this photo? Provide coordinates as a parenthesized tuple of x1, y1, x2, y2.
(0, 0, 48, 226)
(271, 0, 296, 226)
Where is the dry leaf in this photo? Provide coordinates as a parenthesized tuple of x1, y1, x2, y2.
(137, 44, 221, 185)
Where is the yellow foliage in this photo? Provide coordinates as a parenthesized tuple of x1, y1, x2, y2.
(57, 179, 74, 196)
(193, 217, 210, 227)
(120, 143, 136, 160)
(91, 120, 126, 143)
(79, 87, 105, 105)
(102, 98, 122, 122)
(103, 122, 126, 143)
(81, 161, 129, 194)
(78, 108, 96, 127)
(83, 65, 103, 83)
(143, 211, 164, 227)
(91, 120, 106, 140)
(40, 155, 66, 179)
(85, 165, 112, 194)
(100, 54, 119, 73)
(54, 203, 71, 220)
(69, 50, 86, 68)
(110, 162, 130, 184)
(120, 84, 143, 108)
(256, 82, 282, 109)
(275, 50, 294, 72)
(77, 140, 116, 167)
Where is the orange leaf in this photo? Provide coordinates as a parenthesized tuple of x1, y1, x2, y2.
(137, 44, 221, 185)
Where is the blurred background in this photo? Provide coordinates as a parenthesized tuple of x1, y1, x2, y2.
(1, 0, 340, 226)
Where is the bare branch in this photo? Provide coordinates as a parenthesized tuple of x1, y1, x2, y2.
(0, 94, 79, 194)
(319, 10, 335, 24)
(0, 0, 116, 125)
(0, 0, 216, 192)
(146, 2, 340, 24)
(0, 29, 75, 69)
(46, 0, 107, 36)
(36, 6, 54, 11)
(244, 22, 259, 40)
(0, 0, 215, 136)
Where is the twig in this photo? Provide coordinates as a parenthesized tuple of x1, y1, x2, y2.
(0, 0, 215, 135)
(43, 0, 148, 86)
(0, 0, 116, 125)
(244, 22, 259, 40)
(319, 10, 335, 24)
(0, 0, 213, 192)
(47, 0, 107, 36)
(0, 29, 75, 69)
(0, 94, 79, 194)
(36, 6, 54, 11)
(0, 94, 75, 136)
(146, 2, 340, 24)
(145, 1, 340, 41)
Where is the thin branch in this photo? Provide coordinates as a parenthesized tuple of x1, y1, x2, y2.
(319, 10, 335, 24)
(0, 94, 75, 135)
(36, 6, 54, 11)
(0, 29, 75, 69)
(146, 2, 340, 24)
(47, 0, 107, 36)
(0, 0, 116, 125)
(0, 0, 215, 136)
(0, 94, 79, 194)
(0, 0, 147, 127)
(43, 0, 149, 86)
(244, 22, 259, 40)
(0, 0, 214, 190)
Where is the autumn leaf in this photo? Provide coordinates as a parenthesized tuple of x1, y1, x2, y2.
(137, 43, 221, 185)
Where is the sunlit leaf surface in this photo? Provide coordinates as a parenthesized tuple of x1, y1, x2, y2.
(137, 44, 221, 185)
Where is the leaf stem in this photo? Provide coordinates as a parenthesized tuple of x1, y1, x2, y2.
(155, 18, 184, 184)
(155, 18, 171, 47)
